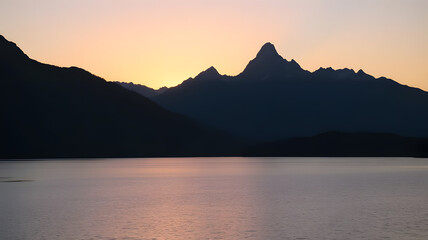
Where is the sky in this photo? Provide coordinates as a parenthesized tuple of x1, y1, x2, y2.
(1, 0, 427, 90)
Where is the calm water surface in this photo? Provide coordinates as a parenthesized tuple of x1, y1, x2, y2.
(1, 157, 428, 240)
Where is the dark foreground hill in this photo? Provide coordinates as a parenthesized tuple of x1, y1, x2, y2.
(121, 43, 428, 142)
(244, 132, 428, 157)
(0, 35, 239, 158)
(2, 34, 427, 158)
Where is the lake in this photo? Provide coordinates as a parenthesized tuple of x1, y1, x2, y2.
(1, 158, 428, 240)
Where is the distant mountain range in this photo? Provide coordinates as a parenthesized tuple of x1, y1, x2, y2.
(245, 131, 428, 157)
(0, 35, 239, 158)
(118, 42, 428, 142)
(1, 34, 427, 158)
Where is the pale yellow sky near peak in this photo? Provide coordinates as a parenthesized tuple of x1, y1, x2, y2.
(0, 0, 427, 91)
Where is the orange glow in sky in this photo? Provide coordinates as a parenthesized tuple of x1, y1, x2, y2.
(1, 0, 427, 90)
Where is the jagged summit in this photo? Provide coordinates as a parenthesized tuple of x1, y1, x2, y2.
(195, 66, 221, 80)
(205, 66, 219, 74)
(238, 42, 307, 80)
(256, 42, 280, 59)
(312, 67, 376, 81)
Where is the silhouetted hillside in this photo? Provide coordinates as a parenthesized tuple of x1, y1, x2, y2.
(0, 35, 240, 158)
(244, 132, 428, 157)
(3, 34, 427, 158)
(115, 81, 167, 98)
(129, 42, 428, 142)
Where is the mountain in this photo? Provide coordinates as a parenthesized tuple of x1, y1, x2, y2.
(0, 35, 240, 158)
(129, 43, 428, 142)
(114, 81, 167, 98)
(244, 132, 428, 157)
(238, 42, 310, 81)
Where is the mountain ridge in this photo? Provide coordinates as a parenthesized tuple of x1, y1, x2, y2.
(0, 34, 241, 158)
(120, 42, 413, 92)
(2, 35, 428, 158)
(120, 42, 428, 141)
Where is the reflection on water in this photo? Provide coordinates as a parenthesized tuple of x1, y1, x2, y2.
(1, 158, 428, 240)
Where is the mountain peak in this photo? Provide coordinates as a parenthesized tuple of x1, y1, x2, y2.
(256, 42, 279, 59)
(357, 69, 366, 75)
(239, 42, 308, 80)
(195, 66, 221, 80)
(0, 34, 7, 43)
(0, 34, 29, 61)
(206, 66, 219, 74)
